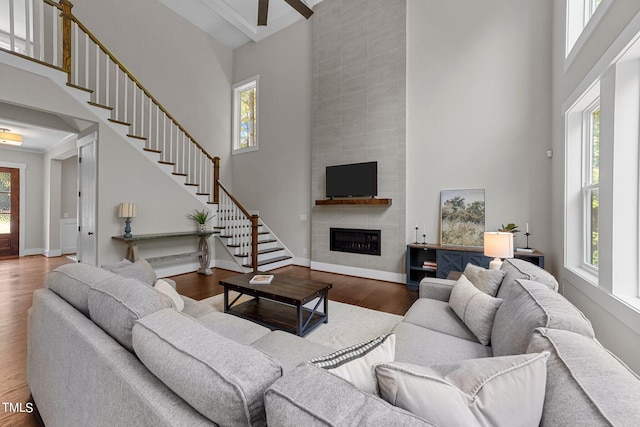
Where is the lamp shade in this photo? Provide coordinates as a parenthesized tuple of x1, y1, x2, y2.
(484, 232, 514, 258)
(117, 202, 137, 218)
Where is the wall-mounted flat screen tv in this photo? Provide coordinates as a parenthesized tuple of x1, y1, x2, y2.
(326, 161, 377, 198)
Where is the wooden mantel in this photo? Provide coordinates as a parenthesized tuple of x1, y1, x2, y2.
(315, 198, 392, 206)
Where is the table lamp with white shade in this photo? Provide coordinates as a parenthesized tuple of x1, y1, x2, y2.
(117, 202, 137, 238)
(484, 232, 514, 270)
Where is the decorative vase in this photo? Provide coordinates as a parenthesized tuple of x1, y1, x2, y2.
(198, 223, 207, 232)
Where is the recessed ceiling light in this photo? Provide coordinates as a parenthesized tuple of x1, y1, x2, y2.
(0, 128, 23, 146)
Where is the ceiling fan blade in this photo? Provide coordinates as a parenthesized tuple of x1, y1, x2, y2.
(257, 0, 269, 26)
(284, 0, 314, 20)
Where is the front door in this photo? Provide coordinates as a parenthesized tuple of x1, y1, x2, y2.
(0, 167, 19, 258)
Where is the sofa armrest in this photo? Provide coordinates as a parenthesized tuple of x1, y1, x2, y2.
(419, 278, 457, 301)
(265, 363, 429, 426)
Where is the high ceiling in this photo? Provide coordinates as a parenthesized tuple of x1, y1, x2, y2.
(158, 0, 324, 49)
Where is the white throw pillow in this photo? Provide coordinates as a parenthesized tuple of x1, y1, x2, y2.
(376, 352, 550, 426)
(463, 263, 506, 296)
(449, 275, 503, 345)
(154, 279, 184, 312)
(308, 334, 395, 394)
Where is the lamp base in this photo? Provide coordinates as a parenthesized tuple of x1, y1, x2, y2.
(123, 218, 132, 239)
(489, 257, 502, 270)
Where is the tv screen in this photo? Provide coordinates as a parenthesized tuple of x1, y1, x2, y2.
(326, 161, 377, 198)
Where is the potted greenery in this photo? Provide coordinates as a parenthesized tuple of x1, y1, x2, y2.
(186, 209, 214, 232)
(498, 223, 520, 234)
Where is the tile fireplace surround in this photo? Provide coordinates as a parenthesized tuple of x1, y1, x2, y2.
(310, 0, 407, 277)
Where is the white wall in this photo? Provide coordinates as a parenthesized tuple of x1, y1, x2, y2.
(551, 0, 640, 374)
(406, 0, 554, 265)
(232, 20, 313, 264)
(60, 156, 77, 219)
(72, 0, 234, 185)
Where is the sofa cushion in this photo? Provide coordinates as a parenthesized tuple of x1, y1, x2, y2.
(497, 258, 559, 299)
(527, 328, 640, 426)
(449, 275, 503, 345)
(181, 296, 218, 318)
(251, 330, 335, 373)
(88, 275, 173, 351)
(133, 308, 282, 427)
(153, 279, 184, 312)
(463, 263, 506, 296)
(392, 321, 492, 366)
(102, 258, 157, 286)
(46, 263, 115, 317)
(403, 298, 478, 342)
(491, 280, 595, 357)
(196, 311, 270, 345)
(376, 352, 549, 426)
(309, 334, 395, 395)
(265, 363, 430, 426)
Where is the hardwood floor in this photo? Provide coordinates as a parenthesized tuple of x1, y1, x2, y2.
(0, 257, 417, 426)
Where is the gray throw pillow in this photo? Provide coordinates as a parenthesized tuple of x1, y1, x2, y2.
(376, 352, 550, 426)
(463, 263, 506, 296)
(449, 275, 503, 345)
(102, 258, 157, 286)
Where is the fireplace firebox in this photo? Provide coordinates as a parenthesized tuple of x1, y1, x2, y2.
(330, 228, 381, 256)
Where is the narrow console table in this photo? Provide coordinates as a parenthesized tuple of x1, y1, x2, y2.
(406, 243, 545, 291)
(112, 231, 218, 275)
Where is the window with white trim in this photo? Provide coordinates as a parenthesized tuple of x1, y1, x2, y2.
(232, 76, 259, 154)
(583, 102, 599, 270)
(566, 0, 612, 59)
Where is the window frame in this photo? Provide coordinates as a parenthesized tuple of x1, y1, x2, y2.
(582, 101, 600, 272)
(232, 75, 259, 155)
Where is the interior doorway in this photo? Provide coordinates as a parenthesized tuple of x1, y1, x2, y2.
(0, 167, 20, 258)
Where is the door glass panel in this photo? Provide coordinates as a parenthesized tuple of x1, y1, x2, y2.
(0, 171, 10, 234)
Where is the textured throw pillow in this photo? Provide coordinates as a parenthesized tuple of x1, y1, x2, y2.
(376, 352, 550, 426)
(463, 263, 507, 296)
(309, 334, 395, 394)
(154, 279, 184, 312)
(102, 258, 157, 286)
(449, 275, 503, 345)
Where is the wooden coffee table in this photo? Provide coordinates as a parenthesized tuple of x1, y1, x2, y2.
(220, 273, 332, 336)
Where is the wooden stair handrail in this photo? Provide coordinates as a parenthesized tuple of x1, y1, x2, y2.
(60, 3, 217, 165)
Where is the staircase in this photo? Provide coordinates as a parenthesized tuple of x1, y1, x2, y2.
(0, 0, 292, 272)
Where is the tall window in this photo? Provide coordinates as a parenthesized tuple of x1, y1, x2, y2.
(566, 0, 611, 59)
(583, 104, 599, 269)
(232, 76, 259, 154)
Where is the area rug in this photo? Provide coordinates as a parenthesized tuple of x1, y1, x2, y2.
(200, 292, 403, 349)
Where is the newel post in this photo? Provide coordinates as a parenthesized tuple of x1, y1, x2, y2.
(60, 0, 73, 82)
(250, 215, 260, 272)
(213, 156, 220, 204)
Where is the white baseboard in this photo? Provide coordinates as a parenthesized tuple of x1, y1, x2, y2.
(43, 249, 62, 257)
(310, 261, 405, 284)
(154, 262, 201, 278)
(211, 259, 245, 273)
(293, 257, 311, 267)
(22, 248, 44, 256)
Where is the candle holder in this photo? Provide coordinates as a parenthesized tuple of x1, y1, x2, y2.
(414, 227, 419, 244)
(422, 234, 426, 245)
(525, 232, 531, 249)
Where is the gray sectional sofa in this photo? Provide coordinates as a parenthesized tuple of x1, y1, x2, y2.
(27, 259, 640, 426)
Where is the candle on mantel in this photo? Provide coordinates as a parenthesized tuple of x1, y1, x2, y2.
(526, 223, 529, 233)
(423, 222, 426, 236)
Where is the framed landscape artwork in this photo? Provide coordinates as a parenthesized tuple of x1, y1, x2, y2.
(440, 189, 485, 247)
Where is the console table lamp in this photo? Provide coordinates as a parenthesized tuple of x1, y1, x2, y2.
(118, 202, 137, 238)
(484, 232, 513, 270)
